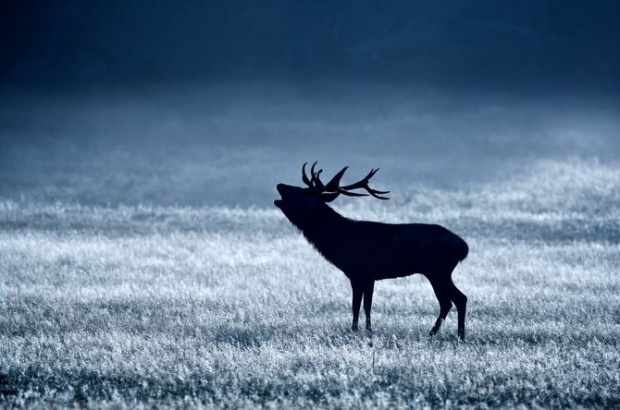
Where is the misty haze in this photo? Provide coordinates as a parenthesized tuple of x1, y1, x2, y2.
(1, 1, 619, 408)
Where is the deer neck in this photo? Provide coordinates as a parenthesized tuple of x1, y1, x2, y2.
(299, 203, 350, 251)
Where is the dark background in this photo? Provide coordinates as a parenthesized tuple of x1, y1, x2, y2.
(2, 0, 618, 90)
(0, 1, 619, 207)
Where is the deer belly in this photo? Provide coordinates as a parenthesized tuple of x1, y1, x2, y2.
(374, 270, 417, 280)
(345, 252, 421, 280)
(361, 248, 438, 280)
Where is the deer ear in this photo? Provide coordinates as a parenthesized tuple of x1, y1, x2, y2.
(320, 192, 340, 203)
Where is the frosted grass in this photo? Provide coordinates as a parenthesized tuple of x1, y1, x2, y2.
(1, 158, 619, 407)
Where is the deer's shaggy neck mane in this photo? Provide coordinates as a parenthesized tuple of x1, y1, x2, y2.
(296, 203, 352, 256)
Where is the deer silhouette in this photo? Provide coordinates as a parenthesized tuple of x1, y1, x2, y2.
(274, 162, 469, 340)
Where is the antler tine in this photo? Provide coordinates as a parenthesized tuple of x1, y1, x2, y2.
(324, 166, 349, 191)
(302, 162, 312, 187)
(310, 161, 326, 190)
(367, 189, 391, 200)
(310, 161, 318, 177)
(338, 190, 368, 197)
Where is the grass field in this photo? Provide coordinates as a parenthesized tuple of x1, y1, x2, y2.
(1, 158, 619, 408)
(1, 85, 619, 408)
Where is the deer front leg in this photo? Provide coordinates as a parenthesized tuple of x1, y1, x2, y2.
(363, 280, 375, 332)
(351, 281, 363, 331)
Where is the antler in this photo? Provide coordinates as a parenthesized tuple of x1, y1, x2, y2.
(338, 168, 390, 200)
(301, 162, 390, 200)
(302, 161, 325, 190)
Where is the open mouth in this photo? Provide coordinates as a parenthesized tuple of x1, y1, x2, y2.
(274, 184, 284, 208)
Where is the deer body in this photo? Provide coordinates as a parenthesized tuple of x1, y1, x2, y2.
(275, 163, 468, 339)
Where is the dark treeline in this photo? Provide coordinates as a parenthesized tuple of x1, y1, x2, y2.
(1, 0, 618, 88)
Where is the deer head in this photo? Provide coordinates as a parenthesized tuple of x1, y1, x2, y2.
(274, 162, 389, 227)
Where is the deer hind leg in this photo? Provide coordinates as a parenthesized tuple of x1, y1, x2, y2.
(350, 281, 363, 331)
(448, 280, 468, 340)
(363, 280, 375, 332)
(429, 279, 453, 337)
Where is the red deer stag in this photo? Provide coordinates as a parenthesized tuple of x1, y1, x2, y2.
(274, 162, 469, 339)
